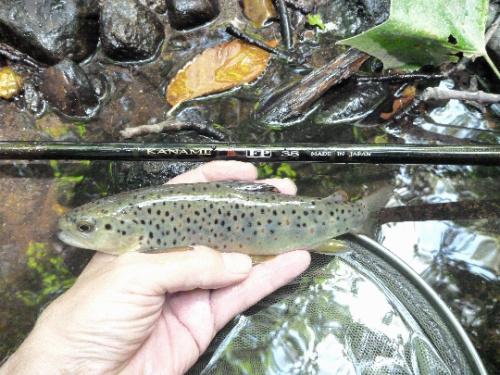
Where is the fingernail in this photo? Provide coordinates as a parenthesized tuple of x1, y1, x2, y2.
(222, 253, 252, 274)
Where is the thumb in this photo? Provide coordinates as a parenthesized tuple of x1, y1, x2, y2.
(110, 246, 253, 295)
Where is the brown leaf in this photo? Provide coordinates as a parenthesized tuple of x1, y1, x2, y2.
(242, 0, 276, 28)
(166, 39, 277, 107)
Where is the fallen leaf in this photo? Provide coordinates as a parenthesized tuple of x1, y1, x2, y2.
(0, 67, 23, 99)
(166, 39, 277, 107)
(243, 0, 276, 28)
(338, 0, 500, 78)
(380, 85, 416, 120)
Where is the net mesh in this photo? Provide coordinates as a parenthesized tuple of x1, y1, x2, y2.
(188, 235, 483, 375)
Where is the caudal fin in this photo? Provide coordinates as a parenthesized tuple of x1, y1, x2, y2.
(357, 184, 394, 236)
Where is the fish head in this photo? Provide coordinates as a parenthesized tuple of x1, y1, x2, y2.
(57, 210, 145, 254)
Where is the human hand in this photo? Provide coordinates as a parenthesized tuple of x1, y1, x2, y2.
(0, 161, 311, 375)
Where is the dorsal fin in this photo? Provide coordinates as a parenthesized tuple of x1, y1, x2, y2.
(224, 181, 281, 193)
(326, 190, 349, 202)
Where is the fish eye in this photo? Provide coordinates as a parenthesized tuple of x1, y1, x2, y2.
(77, 221, 95, 232)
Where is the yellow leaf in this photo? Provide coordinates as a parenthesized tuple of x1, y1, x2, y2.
(0, 67, 23, 99)
(166, 40, 277, 107)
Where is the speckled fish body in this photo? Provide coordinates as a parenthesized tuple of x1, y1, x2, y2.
(57, 182, 369, 255)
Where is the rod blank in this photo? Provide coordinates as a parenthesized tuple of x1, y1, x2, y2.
(0, 142, 499, 165)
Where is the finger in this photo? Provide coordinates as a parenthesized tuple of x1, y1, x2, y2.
(76, 252, 117, 281)
(259, 177, 297, 195)
(167, 161, 257, 184)
(211, 250, 311, 329)
(114, 246, 252, 295)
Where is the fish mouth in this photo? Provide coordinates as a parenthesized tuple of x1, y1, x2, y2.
(57, 230, 89, 249)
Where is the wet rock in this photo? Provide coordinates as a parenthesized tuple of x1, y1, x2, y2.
(139, 0, 168, 14)
(167, 0, 220, 30)
(40, 59, 99, 117)
(0, 0, 100, 65)
(22, 78, 46, 117)
(100, 0, 165, 62)
(0, 101, 38, 141)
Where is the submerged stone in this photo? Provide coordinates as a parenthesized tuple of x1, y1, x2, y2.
(40, 59, 99, 117)
(0, 0, 100, 64)
(167, 0, 219, 30)
(139, 0, 168, 14)
(100, 0, 165, 62)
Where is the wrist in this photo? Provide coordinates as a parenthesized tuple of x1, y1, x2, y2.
(0, 328, 62, 375)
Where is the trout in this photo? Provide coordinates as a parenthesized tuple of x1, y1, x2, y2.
(57, 181, 377, 256)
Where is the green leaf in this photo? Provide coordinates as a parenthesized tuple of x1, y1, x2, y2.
(307, 14, 325, 31)
(338, 0, 500, 78)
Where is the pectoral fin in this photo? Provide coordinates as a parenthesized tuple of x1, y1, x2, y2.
(250, 254, 278, 263)
(311, 239, 351, 255)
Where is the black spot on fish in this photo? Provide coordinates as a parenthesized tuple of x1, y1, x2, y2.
(122, 231, 127, 235)
(105, 224, 112, 230)
(267, 219, 272, 224)
(147, 208, 152, 214)
(233, 215, 238, 221)
(260, 208, 265, 214)
(292, 209, 296, 214)
(140, 220, 146, 225)
(149, 232, 153, 239)
(156, 224, 160, 230)
(303, 211, 309, 216)
(187, 218, 191, 223)
(157, 210, 161, 215)
(165, 211, 170, 217)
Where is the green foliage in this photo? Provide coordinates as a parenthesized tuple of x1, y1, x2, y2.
(307, 14, 325, 31)
(16, 243, 75, 307)
(257, 162, 297, 181)
(338, 0, 500, 78)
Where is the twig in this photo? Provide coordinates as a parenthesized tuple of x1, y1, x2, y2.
(120, 119, 230, 140)
(355, 73, 445, 82)
(272, 0, 292, 49)
(225, 25, 298, 63)
(0, 42, 48, 71)
(256, 48, 370, 124)
(421, 87, 500, 103)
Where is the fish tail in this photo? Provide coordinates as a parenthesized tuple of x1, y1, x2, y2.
(358, 184, 394, 235)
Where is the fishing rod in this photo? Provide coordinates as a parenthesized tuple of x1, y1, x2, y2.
(0, 142, 499, 165)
